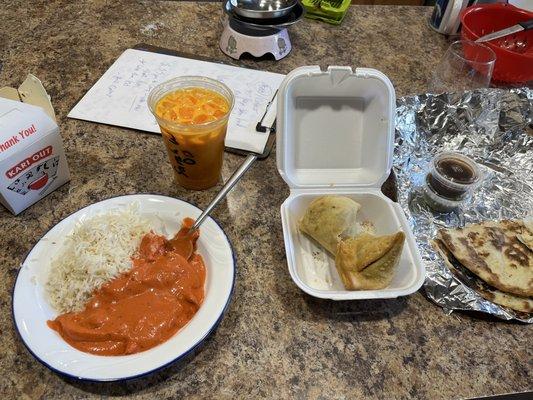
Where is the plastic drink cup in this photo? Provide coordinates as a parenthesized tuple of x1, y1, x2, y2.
(148, 77, 234, 190)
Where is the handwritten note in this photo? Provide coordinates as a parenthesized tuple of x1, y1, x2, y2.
(68, 49, 285, 153)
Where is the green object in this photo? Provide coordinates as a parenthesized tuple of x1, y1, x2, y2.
(302, 0, 351, 26)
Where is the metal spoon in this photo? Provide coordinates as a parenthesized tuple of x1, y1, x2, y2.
(187, 153, 258, 235)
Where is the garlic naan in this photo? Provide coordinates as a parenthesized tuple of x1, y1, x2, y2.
(433, 239, 533, 314)
(437, 220, 533, 298)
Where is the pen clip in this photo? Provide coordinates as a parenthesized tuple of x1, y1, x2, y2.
(255, 90, 278, 134)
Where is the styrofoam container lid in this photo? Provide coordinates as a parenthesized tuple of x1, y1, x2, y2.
(276, 66, 425, 300)
(276, 66, 395, 189)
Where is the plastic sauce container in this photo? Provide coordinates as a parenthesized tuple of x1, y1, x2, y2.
(423, 152, 480, 212)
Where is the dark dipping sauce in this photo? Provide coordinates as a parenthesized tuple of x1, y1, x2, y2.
(428, 156, 477, 200)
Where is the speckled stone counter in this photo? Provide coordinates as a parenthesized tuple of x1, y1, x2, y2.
(1, 1, 531, 399)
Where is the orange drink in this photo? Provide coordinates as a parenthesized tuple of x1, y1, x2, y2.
(148, 77, 234, 190)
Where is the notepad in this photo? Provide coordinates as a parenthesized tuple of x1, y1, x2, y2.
(68, 49, 285, 154)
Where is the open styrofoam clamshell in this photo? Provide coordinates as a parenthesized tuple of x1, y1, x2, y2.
(276, 66, 425, 300)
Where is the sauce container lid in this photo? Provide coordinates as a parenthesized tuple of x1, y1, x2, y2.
(429, 152, 480, 190)
(276, 66, 395, 190)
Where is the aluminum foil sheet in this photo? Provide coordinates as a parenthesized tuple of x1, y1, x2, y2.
(394, 88, 533, 323)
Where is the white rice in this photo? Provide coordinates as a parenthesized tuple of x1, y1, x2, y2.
(46, 204, 151, 313)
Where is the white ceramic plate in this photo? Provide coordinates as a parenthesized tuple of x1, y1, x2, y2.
(12, 194, 235, 381)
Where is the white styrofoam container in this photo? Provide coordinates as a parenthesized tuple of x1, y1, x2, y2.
(277, 66, 425, 300)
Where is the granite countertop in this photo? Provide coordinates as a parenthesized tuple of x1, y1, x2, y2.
(1, 1, 531, 399)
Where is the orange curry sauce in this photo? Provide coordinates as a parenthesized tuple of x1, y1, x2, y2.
(47, 218, 206, 356)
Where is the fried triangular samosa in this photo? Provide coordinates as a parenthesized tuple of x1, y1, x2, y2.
(299, 196, 361, 255)
(336, 233, 401, 272)
(335, 232, 405, 290)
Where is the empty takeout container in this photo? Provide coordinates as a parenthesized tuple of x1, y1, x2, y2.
(277, 66, 425, 300)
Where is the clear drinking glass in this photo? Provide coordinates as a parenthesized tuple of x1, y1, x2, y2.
(148, 77, 234, 190)
(429, 40, 496, 93)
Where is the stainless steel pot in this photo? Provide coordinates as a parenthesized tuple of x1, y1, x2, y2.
(229, 0, 298, 20)
(224, 0, 304, 29)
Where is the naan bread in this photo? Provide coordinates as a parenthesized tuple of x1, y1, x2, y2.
(433, 239, 533, 314)
(518, 218, 533, 251)
(336, 232, 405, 290)
(299, 196, 361, 255)
(437, 220, 533, 298)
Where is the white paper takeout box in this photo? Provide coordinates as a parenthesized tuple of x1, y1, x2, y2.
(0, 75, 70, 215)
(277, 66, 425, 300)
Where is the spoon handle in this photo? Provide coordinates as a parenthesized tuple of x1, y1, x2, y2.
(189, 153, 258, 233)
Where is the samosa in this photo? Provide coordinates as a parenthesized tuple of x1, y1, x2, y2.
(335, 232, 405, 290)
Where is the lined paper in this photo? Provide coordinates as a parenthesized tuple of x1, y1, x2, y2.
(68, 49, 284, 153)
